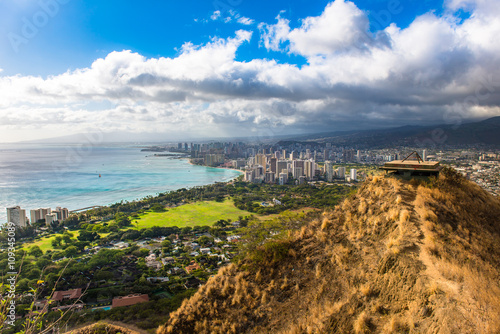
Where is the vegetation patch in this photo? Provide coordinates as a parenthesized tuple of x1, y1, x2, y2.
(131, 199, 253, 229)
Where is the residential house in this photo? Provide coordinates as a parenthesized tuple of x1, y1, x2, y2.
(52, 288, 82, 302)
(112, 294, 149, 308)
(185, 261, 201, 274)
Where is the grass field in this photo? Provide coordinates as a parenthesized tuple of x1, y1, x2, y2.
(22, 230, 81, 252)
(132, 199, 253, 229)
(22, 200, 253, 251)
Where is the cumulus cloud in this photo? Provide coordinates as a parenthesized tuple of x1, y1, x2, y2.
(259, 1, 390, 56)
(258, 14, 290, 52)
(1, 0, 500, 142)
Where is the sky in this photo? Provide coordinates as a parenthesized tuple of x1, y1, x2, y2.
(0, 0, 499, 143)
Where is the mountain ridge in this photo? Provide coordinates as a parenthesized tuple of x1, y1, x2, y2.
(286, 116, 500, 148)
(157, 170, 500, 333)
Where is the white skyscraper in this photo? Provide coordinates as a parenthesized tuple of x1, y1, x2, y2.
(350, 169, 357, 181)
(304, 160, 316, 180)
(30, 209, 41, 224)
(7, 206, 27, 228)
(423, 149, 427, 161)
(45, 213, 57, 226)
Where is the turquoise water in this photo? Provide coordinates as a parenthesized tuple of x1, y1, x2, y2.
(0, 144, 241, 223)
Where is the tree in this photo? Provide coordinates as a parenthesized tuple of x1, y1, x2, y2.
(95, 270, 114, 281)
(78, 230, 100, 242)
(62, 232, 73, 244)
(28, 245, 43, 257)
(151, 204, 166, 212)
(17, 278, 30, 292)
(214, 219, 228, 228)
(51, 236, 63, 248)
(197, 236, 212, 247)
(64, 246, 78, 258)
(35, 258, 51, 270)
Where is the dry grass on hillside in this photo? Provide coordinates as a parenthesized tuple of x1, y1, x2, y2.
(66, 321, 146, 334)
(157, 170, 500, 334)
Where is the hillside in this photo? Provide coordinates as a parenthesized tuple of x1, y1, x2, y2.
(287, 116, 500, 148)
(157, 169, 500, 333)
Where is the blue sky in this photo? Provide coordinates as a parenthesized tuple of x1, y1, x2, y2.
(1, 0, 446, 76)
(0, 0, 498, 142)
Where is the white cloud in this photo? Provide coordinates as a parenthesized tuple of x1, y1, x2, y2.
(1, 1, 500, 142)
(288, 0, 373, 56)
(237, 17, 254, 25)
(259, 1, 388, 56)
(210, 10, 221, 21)
(258, 14, 290, 52)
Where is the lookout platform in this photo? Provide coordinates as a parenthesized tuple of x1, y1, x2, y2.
(380, 152, 441, 179)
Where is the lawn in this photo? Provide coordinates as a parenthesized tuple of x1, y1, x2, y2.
(132, 199, 253, 229)
(22, 230, 81, 252)
(22, 231, 110, 252)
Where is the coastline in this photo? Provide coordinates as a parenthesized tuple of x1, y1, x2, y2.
(0, 147, 243, 223)
(185, 158, 244, 175)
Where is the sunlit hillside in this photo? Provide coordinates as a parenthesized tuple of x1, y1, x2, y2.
(157, 169, 500, 334)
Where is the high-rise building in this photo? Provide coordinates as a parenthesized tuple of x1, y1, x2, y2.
(53, 207, 69, 221)
(337, 167, 346, 179)
(270, 157, 277, 174)
(204, 154, 225, 167)
(282, 150, 287, 160)
(423, 149, 427, 161)
(292, 160, 304, 179)
(277, 160, 288, 176)
(256, 154, 267, 168)
(244, 170, 254, 182)
(293, 167, 303, 179)
(350, 169, 357, 181)
(279, 172, 288, 185)
(30, 209, 42, 224)
(290, 151, 298, 160)
(324, 149, 330, 161)
(304, 160, 316, 180)
(40, 208, 51, 218)
(274, 151, 281, 159)
(325, 161, 335, 182)
(7, 206, 27, 228)
(343, 149, 354, 162)
(265, 172, 276, 184)
(232, 159, 246, 169)
(356, 150, 361, 163)
(255, 166, 264, 178)
(45, 213, 57, 226)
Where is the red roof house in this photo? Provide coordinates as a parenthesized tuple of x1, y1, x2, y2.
(52, 288, 82, 302)
(112, 294, 149, 308)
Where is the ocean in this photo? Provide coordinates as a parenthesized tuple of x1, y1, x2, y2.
(0, 143, 241, 223)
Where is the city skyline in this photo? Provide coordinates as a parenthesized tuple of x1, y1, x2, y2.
(1, 0, 500, 143)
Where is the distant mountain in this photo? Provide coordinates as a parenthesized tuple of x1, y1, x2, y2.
(287, 116, 500, 148)
(158, 171, 500, 333)
(16, 116, 500, 147)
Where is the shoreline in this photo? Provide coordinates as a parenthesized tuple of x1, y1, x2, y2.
(185, 158, 244, 175)
(1, 153, 243, 224)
